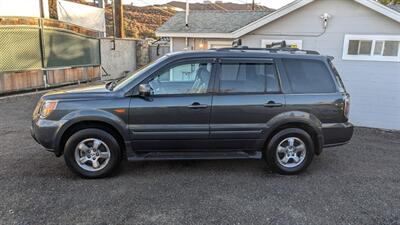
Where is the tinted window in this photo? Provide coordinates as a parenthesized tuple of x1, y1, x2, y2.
(283, 59, 336, 94)
(148, 63, 212, 95)
(219, 63, 280, 93)
(328, 59, 346, 93)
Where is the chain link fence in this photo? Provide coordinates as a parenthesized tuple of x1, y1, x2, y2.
(0, 18, 101, 73)
(0, 18, 102, 94)
(0, 26, 42, 71)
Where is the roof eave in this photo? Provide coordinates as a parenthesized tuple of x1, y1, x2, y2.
(354, 0, 400, 23)
(155, 31, 234, 38)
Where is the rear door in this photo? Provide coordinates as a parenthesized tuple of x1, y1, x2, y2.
(209, 58, 285, 151)
(129, 58, 215, 151)
(277, 58, 346, 145)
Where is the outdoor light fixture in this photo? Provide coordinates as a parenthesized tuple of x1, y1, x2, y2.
(199, 39, 205, 49)
(320, 13, 331, 28)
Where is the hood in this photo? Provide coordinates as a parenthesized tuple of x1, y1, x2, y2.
(42, 84, 114, 100)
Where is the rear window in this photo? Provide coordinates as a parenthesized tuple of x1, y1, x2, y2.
(282, 59, 337, 94)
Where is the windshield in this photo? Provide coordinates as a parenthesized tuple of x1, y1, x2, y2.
(113, 55, 168, 91)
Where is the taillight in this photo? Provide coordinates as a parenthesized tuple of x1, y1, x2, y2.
(344, 95, 350, 119)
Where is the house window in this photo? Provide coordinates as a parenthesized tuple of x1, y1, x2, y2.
(261, 40, 303, 49)
(343, 35, 400, 62)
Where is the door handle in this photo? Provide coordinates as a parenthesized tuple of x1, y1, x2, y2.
(188, 102, 208, 109)
(264, 101, 283, 108)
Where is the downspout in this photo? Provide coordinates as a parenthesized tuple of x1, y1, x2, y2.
(185, 0, 190, 50)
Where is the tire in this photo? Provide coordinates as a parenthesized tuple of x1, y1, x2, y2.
(265, 128, 314, 175)
(64, 128, 122, 178)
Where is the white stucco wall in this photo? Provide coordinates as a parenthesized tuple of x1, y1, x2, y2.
(100, 38, 137, 80)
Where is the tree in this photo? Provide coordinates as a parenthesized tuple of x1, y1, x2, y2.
(378, 0, 400, 5)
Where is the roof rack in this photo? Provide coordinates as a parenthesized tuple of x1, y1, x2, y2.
(213, 40, 320, 55)
(214, 46, 320, 55)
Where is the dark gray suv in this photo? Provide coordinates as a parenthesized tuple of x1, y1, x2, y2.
(31, 47, 353, 178)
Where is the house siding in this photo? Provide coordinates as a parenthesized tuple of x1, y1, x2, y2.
(168, 0, 400, 129)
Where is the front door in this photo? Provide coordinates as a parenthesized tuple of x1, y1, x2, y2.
(210, 58, 285, 151)
(129, 59, 215, 151)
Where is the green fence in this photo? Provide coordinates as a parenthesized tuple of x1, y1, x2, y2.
(0, 23, 101, 72)
(0, 27, 42, 71)
(43, 28, 100, 68)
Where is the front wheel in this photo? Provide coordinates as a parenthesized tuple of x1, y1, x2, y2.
(265, 128, 314, 175)
(64, 128, 122, 178)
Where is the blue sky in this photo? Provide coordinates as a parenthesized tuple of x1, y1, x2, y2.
(121, 0, 295, 9)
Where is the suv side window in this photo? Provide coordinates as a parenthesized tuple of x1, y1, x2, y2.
(218, 63, 280, 93)
(282, 59, 337, 94)
(148, 62, 212, 95)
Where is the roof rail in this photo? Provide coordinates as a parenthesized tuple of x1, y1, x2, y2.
(213, 46, 320, 55)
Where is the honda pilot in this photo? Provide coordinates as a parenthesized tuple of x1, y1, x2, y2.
(31, 47, 353, 178)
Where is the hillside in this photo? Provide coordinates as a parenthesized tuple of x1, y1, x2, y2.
(50, 0, 272, 39)
(156, 1, 270, 11)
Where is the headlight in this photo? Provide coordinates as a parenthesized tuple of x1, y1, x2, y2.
(39, 100, 58, 118)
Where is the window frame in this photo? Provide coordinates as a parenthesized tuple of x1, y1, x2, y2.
(342, 34, 400, 62)
(137, 58, 217, 97)
(214, 58, 283, 95)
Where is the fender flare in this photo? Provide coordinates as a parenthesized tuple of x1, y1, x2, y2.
(54, 110, 130, 156)
(263, 111, 324, 155)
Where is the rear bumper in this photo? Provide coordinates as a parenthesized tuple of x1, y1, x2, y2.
(322, 122, 354, 148)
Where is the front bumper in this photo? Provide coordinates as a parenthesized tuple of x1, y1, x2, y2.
(31, 117, 61, 153)
(322, 122, 354, 147)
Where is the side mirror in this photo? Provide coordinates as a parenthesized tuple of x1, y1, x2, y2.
(138, 84, 152, 97)
(105, 81, 113, 90)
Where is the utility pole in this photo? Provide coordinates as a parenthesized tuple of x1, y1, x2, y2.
(113, 0, 124, 38)
(39, 0, 48, 87)
(252, 0, 255, 11)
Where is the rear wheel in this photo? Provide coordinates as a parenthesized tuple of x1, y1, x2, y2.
(64, 129, 121, 178)
(265, 128, 314, 175)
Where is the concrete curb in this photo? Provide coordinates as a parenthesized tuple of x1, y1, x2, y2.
(0, 90, 48, 100)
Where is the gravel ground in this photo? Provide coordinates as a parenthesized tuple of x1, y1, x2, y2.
(0, 93, 399, 225)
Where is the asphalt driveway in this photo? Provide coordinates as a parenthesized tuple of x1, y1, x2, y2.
(0, 93, 399, 225)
